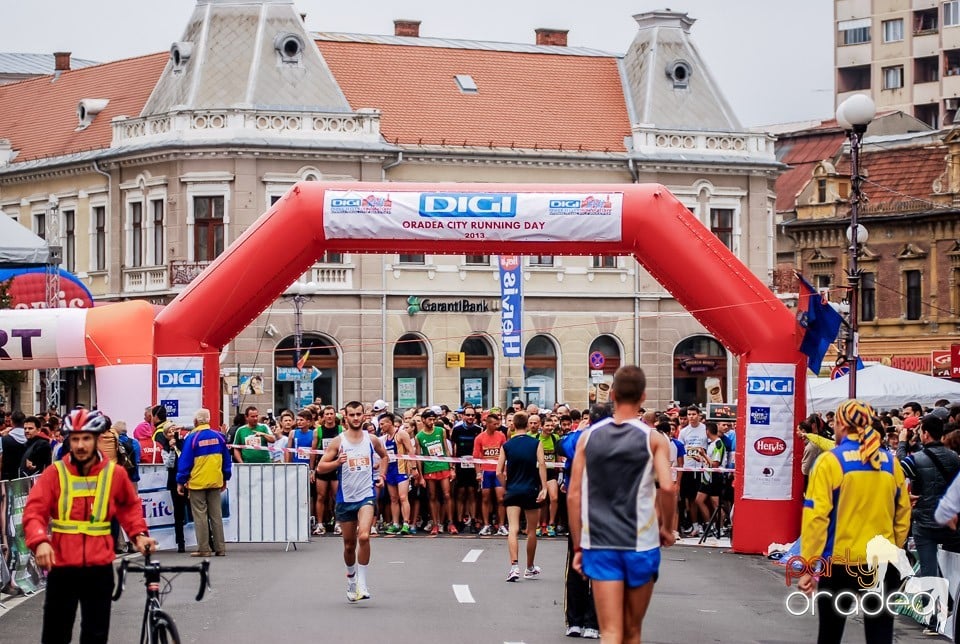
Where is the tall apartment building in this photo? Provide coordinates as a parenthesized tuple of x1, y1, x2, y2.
(836, 0, 960, 128)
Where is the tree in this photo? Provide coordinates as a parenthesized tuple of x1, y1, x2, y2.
(0, 279, 26, 407)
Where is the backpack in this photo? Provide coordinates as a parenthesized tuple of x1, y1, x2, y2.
(116, 435, 138, 480)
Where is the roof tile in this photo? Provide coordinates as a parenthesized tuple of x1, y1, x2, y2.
(315, 41, 631, 152)
(0, 53, 167, 163)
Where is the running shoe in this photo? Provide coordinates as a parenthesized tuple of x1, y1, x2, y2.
(547, 525, 556, 537)
(447, 523, 459, 535)
(385, 524, 400, 535)
(400, 523, 412, 535)
(556, 525, 569, 536)
(479, 524, 493, 536)
(356, 585, 371, 601)
(346, 576, 358, 602)
(370, 525, 378, 535)
(424, 520, 434, 533)
(498, 525, 509, 536)
(581, 628, 600, 639)
(565, 626, 582, 637)
(506, 565, 521, 582)
(312, 523, 326, 536)
(334, 523, 342, 535)
(535, 526, 543, 537)
(524, 565, 542, 579)
(430, 524, 439, 536)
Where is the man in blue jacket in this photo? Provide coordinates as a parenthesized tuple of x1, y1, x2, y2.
(177, 408, 232, 557)
(556, 404, 610, 639)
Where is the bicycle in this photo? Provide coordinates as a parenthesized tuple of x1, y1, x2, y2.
(112, 547, 210, 644)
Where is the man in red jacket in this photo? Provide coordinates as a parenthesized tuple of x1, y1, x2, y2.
(24, 408, 155, 644)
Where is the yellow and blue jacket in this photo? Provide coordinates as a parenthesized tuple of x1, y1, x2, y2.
(801, 436, 911, 565)
(176, 424, 232, 490)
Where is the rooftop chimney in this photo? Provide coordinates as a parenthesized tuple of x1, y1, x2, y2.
(394, 19, 421, 37)
(53, 52, 71, 72)
(535, 28, 568, 47)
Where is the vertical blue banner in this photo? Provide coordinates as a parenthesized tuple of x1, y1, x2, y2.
(499, 256, 522, 358)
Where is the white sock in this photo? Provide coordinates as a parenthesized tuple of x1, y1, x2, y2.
(357, 564, 368, 587)
(346, 564, 357, 578)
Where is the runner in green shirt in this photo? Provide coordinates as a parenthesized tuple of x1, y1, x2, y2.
(415, 408, 455, 534)
(232, 406, 275, 464)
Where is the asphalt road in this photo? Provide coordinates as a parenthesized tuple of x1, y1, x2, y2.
(0, 535, 939, 643)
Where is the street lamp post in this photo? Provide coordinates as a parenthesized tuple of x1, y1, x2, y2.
(835, 94, 875, 399)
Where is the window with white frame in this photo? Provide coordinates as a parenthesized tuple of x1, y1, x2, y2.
(64, 209, 76, 272)
(464, 255, 490, 266)
(129, 200, 143, 267)
(193, 195, 225, 262)
(882, 65, 904, 89)
(151, 198, 164, 265)
(710, 208, 734, 250)
(839, 18, 871, 44)
(882, 18, 903, 42)
(592, 256, 617, 269)
(92, 204, 107, 271)
(398, 254, 425, 264)
(947, 1, 960, 27)
(34, 212, 46, 241)
(528, 255, 554, 267)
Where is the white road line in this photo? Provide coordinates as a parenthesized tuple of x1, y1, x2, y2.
(452, 584, 476, 603)
(462, 549, 483, 563)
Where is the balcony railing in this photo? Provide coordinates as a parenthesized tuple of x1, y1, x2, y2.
(122, 266, 169, 292)
(169, 260, 210, 286)
(171, 261, 354, 290)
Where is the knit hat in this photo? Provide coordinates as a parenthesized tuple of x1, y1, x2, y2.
(836, 399, 881, 470)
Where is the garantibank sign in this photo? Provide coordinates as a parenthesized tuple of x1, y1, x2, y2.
(406, 296, 500, 315)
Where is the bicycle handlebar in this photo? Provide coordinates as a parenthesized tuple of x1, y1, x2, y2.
(112, 549, 210, 602)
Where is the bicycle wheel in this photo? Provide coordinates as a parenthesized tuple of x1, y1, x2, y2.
(151, 609, 182, 644)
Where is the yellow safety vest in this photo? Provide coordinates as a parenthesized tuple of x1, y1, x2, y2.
(50, 460, 115, 537)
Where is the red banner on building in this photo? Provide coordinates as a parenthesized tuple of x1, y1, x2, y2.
(952, 345, 960, 378)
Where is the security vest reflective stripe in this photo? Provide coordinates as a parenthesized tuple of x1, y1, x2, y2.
(50, 460, 115, 536)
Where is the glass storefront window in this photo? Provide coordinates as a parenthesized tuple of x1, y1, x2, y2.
(394, 333, 429, 411)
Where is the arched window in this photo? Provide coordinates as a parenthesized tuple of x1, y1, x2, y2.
(523, 334, 558, 409)
(460, 334, 493, 408)
(673, 335, 727, 407)
(273, 333, 339, 411)
(394, 333, 429, 411)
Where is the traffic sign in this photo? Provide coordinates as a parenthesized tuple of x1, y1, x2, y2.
(589, 351, 605, 369)
(277, 366, 321, 382)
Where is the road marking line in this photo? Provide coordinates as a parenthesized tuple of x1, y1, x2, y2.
(462, 549, 483, 563)
(452, 584, 475, 603)
(388, 561, 405, 564)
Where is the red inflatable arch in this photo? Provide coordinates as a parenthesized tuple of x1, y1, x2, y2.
(154, 181, 807, 554)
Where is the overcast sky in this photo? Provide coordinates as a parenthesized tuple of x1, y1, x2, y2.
(1, 0, 834, 127)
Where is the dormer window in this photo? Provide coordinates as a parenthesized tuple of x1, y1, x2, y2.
(76, 99, 109, 130)
(666, 60, 692, 89)
(275, 33, 304, 64)
(170, 42, 193, 73)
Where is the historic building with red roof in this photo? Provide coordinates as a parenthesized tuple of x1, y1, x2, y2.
(0, 0, 779, 412)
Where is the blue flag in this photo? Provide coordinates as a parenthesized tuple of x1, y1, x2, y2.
(795, 272, 844, 375)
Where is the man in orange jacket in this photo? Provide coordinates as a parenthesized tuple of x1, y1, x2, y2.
(24, 408, 156, 644)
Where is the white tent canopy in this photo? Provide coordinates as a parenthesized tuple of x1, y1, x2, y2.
(807, 364, 960, 413)
(0, 212, 49, 265)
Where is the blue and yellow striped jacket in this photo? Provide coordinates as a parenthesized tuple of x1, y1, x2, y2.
(801, 436, 911, 565)
(176, 424, 232, 490)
